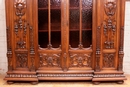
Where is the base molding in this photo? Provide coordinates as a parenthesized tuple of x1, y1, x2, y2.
(92, 72, 127, 82)
(4, 71, 127, 84)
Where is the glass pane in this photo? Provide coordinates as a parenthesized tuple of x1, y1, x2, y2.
(51, 0, 61, 48)
(70, 0, 79, 7)
(51, 0, 61, 8)
(69, 0, 92, 48)
(82, 0, 92, 48)
(82, 31, 92, 47)
(38, 10, 48, 31)
(38, 0, 61, 48)
(38, 0, 48, 48)
(82, 9, 92, 30)
(70, 31, 79, 48)
(69, 0, 79, 48)
(38, 0, 48, 8)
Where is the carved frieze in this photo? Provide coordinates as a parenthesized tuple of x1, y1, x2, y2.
(16, 53, 28, 68)
(37, 73, 93, 77)
(39, 53, 61, 67)
(6, 74, 37, 78)
(69, 53, 91, 68)
(103, 53, 115, 68)
(94, 74, 125, 78)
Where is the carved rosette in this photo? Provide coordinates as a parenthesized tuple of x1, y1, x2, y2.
(103, 53, 115, 68)
(16, 53, 28, 68)
(69, 53, 91, 68)
(14, 0, 27, 49)
(103, 1, 116, 49)
(39, 53, 61, 67)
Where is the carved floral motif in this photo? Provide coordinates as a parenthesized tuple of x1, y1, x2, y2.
(103, 53, 114, 68)
(14, 0, 27, 35)
(104, 2, 116, 16)
(14, 0, 27, 49)
(103, 1, 117, 49)
(70, 53, 91, 67)
(39, 53, 61, 67)
(16, 53, 28, 68)
(17, 39, 26, 49)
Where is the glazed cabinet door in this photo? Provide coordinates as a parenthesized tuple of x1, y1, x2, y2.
(35, 0, 96, 79)
(66, 0, 95, 74)
(36, 0, 64, 73)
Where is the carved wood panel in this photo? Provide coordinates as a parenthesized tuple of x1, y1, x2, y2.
(39, 53, 61, 67)
(103, 1, 117, 49)
(103, 53, 115, 68)
(16, 53, 28, 68)
(14, 0, 27, 50)
(69, 53, 92, 68)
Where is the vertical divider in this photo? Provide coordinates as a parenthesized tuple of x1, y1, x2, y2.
(48, 0, 51, 47)
(79, 0, 83, 47)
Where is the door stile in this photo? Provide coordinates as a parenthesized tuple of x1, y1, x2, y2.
(61, 0, 70, 71)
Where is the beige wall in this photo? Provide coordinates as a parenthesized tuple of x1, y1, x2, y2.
(124, 1, 130, 74)
(0, 0, 130, 74)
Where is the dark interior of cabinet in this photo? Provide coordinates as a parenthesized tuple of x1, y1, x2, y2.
(38, 0, 92, 48)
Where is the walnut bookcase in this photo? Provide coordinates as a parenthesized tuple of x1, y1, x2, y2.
(4, 0, 126, 84)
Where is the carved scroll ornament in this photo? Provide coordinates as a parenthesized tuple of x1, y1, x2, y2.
(103, 53, 115, 68)
(39, 53, 61, 67)
(70, 53, 91, 68)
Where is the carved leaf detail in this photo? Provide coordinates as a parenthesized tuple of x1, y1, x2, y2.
(70, 53, 91, 68)
(16, 53, 28, 68)
(103, 54, 114, 68)
(103, 1, 117, 49)
(39, 53, 61, 67)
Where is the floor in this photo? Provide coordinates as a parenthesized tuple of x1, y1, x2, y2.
(0, 74, 130, 87)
